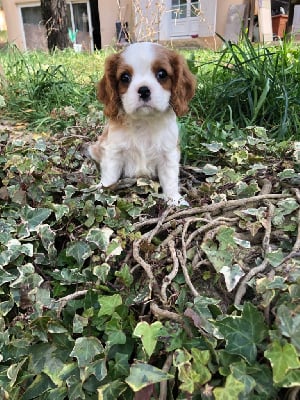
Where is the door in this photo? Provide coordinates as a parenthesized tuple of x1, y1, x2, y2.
(170, 0, 216, 37)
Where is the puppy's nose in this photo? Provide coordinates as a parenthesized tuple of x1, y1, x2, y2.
(138, 86, 151, 101)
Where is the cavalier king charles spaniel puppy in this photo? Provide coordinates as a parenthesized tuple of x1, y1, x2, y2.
(88, 42, 196, 205)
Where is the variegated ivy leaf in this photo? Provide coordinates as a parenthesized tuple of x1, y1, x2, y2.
(220, 264, 245, 292)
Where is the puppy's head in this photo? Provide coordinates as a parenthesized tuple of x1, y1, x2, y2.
(97, 42, 196, 120)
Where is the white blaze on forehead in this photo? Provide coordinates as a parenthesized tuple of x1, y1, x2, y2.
(122, 42, 161, 74)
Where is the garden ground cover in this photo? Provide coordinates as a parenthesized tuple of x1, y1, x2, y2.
(0, 41, 299, 399)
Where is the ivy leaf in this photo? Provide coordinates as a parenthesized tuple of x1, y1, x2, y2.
(22, 373, 56, 400)
(279, 369, 300, 388)
(44, 387, 67, 400)
(264, 341, 300, 384)
(220, 264, 245, 292)
(201, 163, 219, 175)
(37, 224, 57, 261)
(0, 267, 17, 285)
(86, 227, 113, 251)
(51, 203, 70, 221)
(42, 356, 65, 386)
(21, 205, 52, 231)
(97, 380, 127, 400)
(37, 224, 56, 252)
(273, 198, 299, 226)
(266, 249, 285, 267)
(230, 361, 256, 395)
(66, 375, 85, 400)
(98, 294, 122, 316)
(110, 353, 130, 378)
(201, 240, 233, 272)
(235, 181, 259, 197)
(125, 362, 173, 392)
(66, 241, 92, 266)
(217, 227, 237, 250)
(115, 264, 134, 287)
(70, 337, 104, 368)
(215, 302, 268, 363)
(80, 358, 107, 383)
(105, 315, 127, 347)
(73, 314, 89, 334)
(213, 374, 245, 400)
(7, 359, 27, 387)
(277, 304, 300, 351)
(106, 238, 123, 258)
(133, 321, 163, 358)
(190, 348, 211, 385)
(177, 361, 199, 394)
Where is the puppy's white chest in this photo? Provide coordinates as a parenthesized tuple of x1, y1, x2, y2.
(119, 122, 161, 177)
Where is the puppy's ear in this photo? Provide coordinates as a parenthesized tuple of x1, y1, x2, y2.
(169, 52, 196, 117)
(97, 53, 121, 119)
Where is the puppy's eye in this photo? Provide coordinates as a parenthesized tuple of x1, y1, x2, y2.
(120, 73, 131, 83)
(156, 69, 168, 80)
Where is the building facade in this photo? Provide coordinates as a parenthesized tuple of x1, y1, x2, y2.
(2, 0, 258, 51)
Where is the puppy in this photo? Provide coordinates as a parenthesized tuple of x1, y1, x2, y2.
(88, 42, 196, 205)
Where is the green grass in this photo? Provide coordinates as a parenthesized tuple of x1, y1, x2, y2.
(186, 34, 300, 142)
(0, 45, 106, 131)
(1, 37, 300, 161)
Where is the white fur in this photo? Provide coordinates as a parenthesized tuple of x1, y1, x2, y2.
(96, 110, 182, 204)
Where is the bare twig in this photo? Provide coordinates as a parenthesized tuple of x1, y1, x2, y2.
(292, 209, 300, 252)
(158, 224, 183, 249)
(161, 240, 179, 304)
(132, 239, 159, 295)
(150, 302, 183, 322)
(287, 386, 300, 400)
(185, 217, 238, 249)
(259, 178, 272, 195)
(159, 353, 173, 400)
(144, 207, 172, 243)
(54, 289, 88, 315)
(262, 202, 275, 254)
(164, 193, 289, 223)
(177, 250, 200, 298)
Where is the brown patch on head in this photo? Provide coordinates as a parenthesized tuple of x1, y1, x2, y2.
(116, 63, 134, 96)
(153, 46, 196, 116)
(151, 53, 173, 93)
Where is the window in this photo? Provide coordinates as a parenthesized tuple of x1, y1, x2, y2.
(20, 5, 47, 50)
(169, 0, 216, 38)
(20, 1, 93, 51)
(171, 1, 187, 19)
(191, 1, 200, 17)
(171, 0, 199, 19)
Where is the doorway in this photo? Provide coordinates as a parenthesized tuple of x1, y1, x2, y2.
(90, 0, 101, 49)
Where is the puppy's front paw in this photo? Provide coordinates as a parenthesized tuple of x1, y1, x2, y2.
(166, 195, 189, 207)
(96, 182, 104, 192)
(177, 197, 190, 207)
